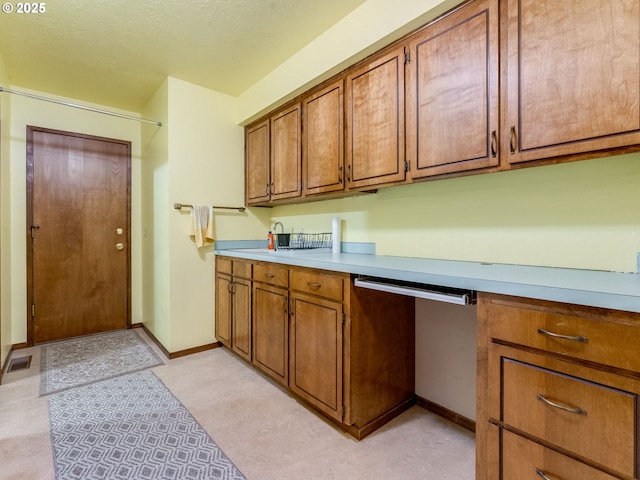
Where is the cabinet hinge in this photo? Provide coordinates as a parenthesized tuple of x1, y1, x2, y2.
(404, 52, 411, 64)
(300, 180, 304, 191)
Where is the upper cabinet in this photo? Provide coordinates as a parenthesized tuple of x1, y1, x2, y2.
(505, 0, 640, 163)
(345, 45, 406, 189)
(270, 104, 302, 201)
(245, 104, 302, 206)
(302, 79, 345, 196)
(406, 0, 499, 178)
(245, 119, 270, 205)
(245, 0, 640, 207)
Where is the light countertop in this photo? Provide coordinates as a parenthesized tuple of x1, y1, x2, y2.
(214, 247, 640, 314)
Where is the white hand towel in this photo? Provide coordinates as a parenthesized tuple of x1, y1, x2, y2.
(189, 205, 215, 248)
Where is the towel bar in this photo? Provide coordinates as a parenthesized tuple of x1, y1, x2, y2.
(173, 203, 246, 212)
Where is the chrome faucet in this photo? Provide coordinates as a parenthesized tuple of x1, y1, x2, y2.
(273, 222, 284, 234)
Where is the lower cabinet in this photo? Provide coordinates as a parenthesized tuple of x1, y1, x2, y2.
(290, 290, 344, 422)
(215, 257, 252, 362)
(215, 256, 415, 440)
(477, 292, 640, 480)
(252, 280, 289, 385)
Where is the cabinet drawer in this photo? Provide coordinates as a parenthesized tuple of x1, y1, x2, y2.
(502, 358, 636, 476)
(490, 301, 640, 372)
(232, 260, 252, 279)
(253, 263, 288, 288)
(216, 257, 232, 275)
(502, 430, 619, 480)
(290, 270, 344, 301)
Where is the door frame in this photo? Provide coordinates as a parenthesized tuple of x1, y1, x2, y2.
(26, 125, 132, 345)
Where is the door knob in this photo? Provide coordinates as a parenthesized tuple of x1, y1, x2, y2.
(116, 243, 124, 251)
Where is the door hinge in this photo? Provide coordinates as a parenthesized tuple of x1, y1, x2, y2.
(31, 304, 35, 317)
(404, 52, 411, 64)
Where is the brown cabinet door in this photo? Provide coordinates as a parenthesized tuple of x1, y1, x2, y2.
(345, 45, 406, 189)
(231, 278, 252, 362)
(502, 430, 620, 480)
(215, 273, 232, 347)
(245, 119, 270, 204)
(270, 103, 302, 201)
(406, 0, 499, 178)
(252, 283, 289, 385)
(303, 79, 345, 196)
(506, 0, 640, 163)
(289, 292, 343, 421)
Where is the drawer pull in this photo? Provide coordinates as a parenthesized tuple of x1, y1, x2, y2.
(307, 282, 322, 288)
(534, 468, 557, 480)
(537, 328, 588, 343)
(265, 273, 275, 278)
(536, 394, 587, 416)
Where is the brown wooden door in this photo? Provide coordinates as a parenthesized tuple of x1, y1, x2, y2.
(231, 277, 252, 361)
(406, 0, 499, 178)
(345, 45, 406, 189)
(245, 119, 270, 205)
(289, 291, 343, 421)
(506, 0, 640, 163)
(303, 80, 345, 196)
(252, 283, 288, 385)
(215, 273, 232, 347)
(270, 103, 302, 201)
(28, 127, 131, 344)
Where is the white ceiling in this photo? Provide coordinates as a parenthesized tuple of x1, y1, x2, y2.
(0, 0, 367, 111)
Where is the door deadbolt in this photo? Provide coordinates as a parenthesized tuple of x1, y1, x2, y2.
(116, 243, 124, 250)
(116, 228, 124, 235)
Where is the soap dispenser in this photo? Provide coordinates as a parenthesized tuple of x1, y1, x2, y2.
(267, 231, 274, 250)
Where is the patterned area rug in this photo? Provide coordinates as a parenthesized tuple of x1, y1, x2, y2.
(40, 329, 164, 396)
(48, 370, 247, 480)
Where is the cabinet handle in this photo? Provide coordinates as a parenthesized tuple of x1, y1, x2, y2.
(509, 126, 517, 154)
(346, 164, 351, 182)
(338, 165, 343, 183)
(307, 282, 322, 288)
(536, 394, 587, 416)
(537, 328, 588, 343)
(490, 130, 497, 157)
(265, 273, 275, 278)
(534, 468, 557, 480)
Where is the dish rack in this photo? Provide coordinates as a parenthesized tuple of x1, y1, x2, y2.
(274, 232, 332, 250)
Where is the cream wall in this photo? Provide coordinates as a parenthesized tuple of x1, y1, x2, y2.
(141, 79, 171, 349)
(166, 77, 269, 352)
(0, 50, 12, 369)
(268, 154, 640, 273)
(141, 77, 269, 354)
(6, 89, 144, 346)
